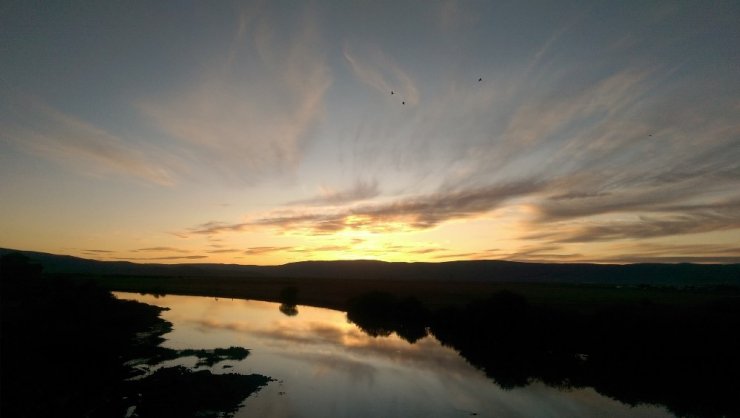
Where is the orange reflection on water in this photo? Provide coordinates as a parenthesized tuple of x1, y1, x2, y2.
(115, 292, 675, 418)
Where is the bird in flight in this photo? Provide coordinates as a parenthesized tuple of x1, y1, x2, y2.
(478, 77, 483, 82)
(391, 90, 394, 95)
(402, 101, 405, 105)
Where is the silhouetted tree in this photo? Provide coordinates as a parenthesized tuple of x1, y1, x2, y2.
(347, 288, 740, 417)
(278, 286, 299, 316)
(347, 291, 397, 337)
(346, 292, 430, 343)
(394, 297, 429, 343)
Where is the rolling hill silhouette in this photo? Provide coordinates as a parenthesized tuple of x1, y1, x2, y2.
(2, 248, 738, 286)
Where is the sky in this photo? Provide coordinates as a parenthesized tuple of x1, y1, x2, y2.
(1, 0, 739, 265)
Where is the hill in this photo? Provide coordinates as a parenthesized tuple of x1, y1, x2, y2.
(2, 248, 738, 286)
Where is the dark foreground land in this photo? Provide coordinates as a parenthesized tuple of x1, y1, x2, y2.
(84, 273, 740, 417)
(345, 289, 740, 418)
(3, 250, 740, 418)
(0, 254, 272, 418)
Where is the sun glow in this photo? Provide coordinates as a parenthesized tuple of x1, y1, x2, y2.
(3, 1, 738, 265)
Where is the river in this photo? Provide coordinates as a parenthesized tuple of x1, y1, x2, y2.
(114, 292, 674, 418)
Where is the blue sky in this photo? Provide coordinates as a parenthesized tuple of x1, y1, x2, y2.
(2, 1, 739, 263)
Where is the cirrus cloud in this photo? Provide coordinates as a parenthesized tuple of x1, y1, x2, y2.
(183, 179, 545, 236)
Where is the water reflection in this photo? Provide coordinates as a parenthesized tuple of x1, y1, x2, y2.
(279, 304, 298, 316)
(278, 287, 299, 317)
(346, 291, 740, 418)
(115, 292, 673, 417)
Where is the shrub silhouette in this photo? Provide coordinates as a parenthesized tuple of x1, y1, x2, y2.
(278, 286, 299, 316)
(346, 292, 429, 343)
(347, 288, 740, 417)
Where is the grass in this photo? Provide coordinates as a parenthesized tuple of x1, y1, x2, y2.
(69, 274, 739, 314)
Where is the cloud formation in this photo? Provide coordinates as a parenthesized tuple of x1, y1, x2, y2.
(3, 1, 739, 264)
(177, 51, 740, 261)
(289, 245, 350, 254)
(184, 179, 544, 236)
(528, 204, 740, 245)
(344, 44, 419, 106)
(243, 246, 292, 256)
(288, 178, 380, 206)
(134, 246, 191, 253)
(140, 8, 331, 185)
(1, 96, 174, 186)
(113, 255, 207, 261)
(206, 248, 243, 254)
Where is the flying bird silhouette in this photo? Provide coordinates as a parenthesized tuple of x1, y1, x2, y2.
(391, 90, 394, 95)
(402, 101, 405, 105)
(478, 77, 483, 82)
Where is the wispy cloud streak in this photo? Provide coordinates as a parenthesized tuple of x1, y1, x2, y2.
(1, 96, 173, 185)
(184, 179, 544, 236)
(113, 255, 207, 261)
(139, 8, 331, 185)
(344, 44, 419, 106)
(287, 178, 380, 206)
(134, 246, 191, 253)
(243, 246, 292, 255)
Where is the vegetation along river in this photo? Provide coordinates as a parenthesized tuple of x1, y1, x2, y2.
(115, 292, 676, 418)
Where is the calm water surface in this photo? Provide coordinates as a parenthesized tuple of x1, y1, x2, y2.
(115, 292, 674, 418)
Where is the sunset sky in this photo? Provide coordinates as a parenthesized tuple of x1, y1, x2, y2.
(1, 1, 739, 264)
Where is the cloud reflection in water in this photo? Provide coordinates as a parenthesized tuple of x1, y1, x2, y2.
(116, 293, 674, 418)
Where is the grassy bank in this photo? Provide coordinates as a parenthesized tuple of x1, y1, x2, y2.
(73, 273, 738, 314)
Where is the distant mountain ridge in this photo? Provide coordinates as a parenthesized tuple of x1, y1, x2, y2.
(2, 248, 739, 285)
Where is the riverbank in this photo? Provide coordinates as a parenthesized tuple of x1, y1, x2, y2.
(78, 271, 740, 418)
(0, 254, 271, 418)
(73, 273, 738, 314)
(344, 289, 740, 418)
(5, 253, 740, 417)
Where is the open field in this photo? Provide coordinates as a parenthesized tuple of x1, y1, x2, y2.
(72, 274, 739, 313)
